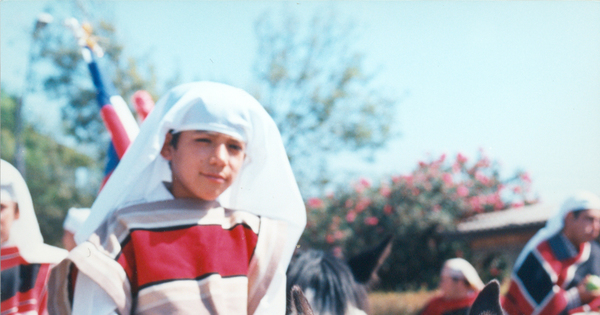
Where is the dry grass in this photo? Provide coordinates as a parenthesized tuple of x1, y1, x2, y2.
(368, 290, 438, 315)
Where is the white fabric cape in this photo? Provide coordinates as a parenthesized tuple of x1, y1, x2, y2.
(1, 159, 67, 264)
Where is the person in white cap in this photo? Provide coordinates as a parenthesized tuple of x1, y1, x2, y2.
(61, 207, 91, 251)
(1, 159, 68, 315)
(503, 191, 600, 315)
(419, 258, 485, 315)
(47, 81, 306, 315)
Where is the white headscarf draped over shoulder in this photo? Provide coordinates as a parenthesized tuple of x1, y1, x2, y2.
(513, 190, 600, 269)
(76, 81, 307, 245)
(1, 159, 67, 263)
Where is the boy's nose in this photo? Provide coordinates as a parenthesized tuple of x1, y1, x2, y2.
(210, 144, 228, 165)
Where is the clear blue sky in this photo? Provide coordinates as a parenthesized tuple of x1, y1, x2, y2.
(2, 1, 599, 205)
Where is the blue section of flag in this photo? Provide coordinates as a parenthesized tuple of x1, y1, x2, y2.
(105, 142, 119, 176)
(85, 48, 114, 110)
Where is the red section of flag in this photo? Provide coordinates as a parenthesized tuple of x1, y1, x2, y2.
(100, 105, 132, 158)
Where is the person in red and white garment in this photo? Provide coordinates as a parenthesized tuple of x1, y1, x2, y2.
(503, 191, 600, 315)
(47, 81, 306, 315)
(419, 258, 485, 315)
(1, 160, 68, 315)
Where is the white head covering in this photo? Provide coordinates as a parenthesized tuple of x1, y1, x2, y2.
(76, 81, 307, 250)
(442, 258, 485, 291)
(63, 207, 91, 234)
(1, 159, 68, 263)
(514, 190, 600, 269)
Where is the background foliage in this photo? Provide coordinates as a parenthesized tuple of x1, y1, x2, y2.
(300, 151, 537, 290)
(1, 93, 99, 246)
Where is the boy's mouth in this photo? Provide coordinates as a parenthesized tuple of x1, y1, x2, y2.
(203, 173, 226, 182)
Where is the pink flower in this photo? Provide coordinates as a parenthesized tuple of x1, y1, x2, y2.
(475, 171, 490, 186)
(457, 153, 468, 164)
(437, 153, 447, 164)
(452, 162, 461, 173)
(391, 175, 402, 184)
(513, 186, 522, 194)
(469, 196, 483, 212)
(486, 193, 500, 205)
(307, 197, 324, 209)
(364, 216, 379, 226)
(333, 246, 343, 258)
(334, 230, 345, 240)
(442, 173, 453, 186)
(345, 199, 354, 208)
(383, 204, 393, 215)
(380, 185, 392, 198)
(359, 177, 372, 188)
(520, 172, 531, 183)
(457, 185, 469, 197)
(432, 205, 441, 212)
(511, 201, 524, 208)
(326, 234, 335, 244)
(355, 198, 371, 213)
(346, 211, 356, 223)
(354, 177, 372, 194)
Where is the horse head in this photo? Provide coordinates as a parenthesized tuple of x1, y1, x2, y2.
(286, 236, 393, 315)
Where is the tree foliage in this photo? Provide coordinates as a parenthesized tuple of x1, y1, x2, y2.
(252, 9, 398, 191)
(301, 151, 537, 290)
(38, 2, 159, 150)
(1, 93, 98, 247)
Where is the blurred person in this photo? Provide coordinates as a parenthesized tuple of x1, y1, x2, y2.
(47, 82, 306, 314)
(1, 159, 68, 314)
(419, 258, 485, 315)
(503, 191, 600, 315)
(61, 207, 91, 251)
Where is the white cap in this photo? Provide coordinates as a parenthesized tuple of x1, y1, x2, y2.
(442, 258, 485, 291)
(63, 207, 91, 234)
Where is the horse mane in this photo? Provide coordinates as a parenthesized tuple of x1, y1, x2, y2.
(286, 249, 369, 315)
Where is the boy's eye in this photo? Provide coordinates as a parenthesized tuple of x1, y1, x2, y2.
(194, 137, 211, 143)
(228, 143, 243, 151)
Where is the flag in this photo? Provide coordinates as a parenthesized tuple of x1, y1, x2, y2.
(66, 18, 141, 189)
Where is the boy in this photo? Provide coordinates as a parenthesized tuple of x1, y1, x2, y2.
(1, 160, 68, 314)
(503, 191, 600, 315)
(419, 258, 484, 315)
(49, 82, 306, 314)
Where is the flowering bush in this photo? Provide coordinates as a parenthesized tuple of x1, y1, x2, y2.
(300, 150, 537, 290)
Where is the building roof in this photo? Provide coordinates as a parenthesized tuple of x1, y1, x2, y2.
(455, 202, 558, 234)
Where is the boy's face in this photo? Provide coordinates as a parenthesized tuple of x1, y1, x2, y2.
(564, 209, 600, 245)
(1, 199, 19, 244)
(161, 130, 246, 201)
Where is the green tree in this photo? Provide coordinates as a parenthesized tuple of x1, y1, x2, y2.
(302, 151, 537, 290)
(1, 93, 98, 247)
(38, 2, 161, 150)
(252, 9, 398, 192)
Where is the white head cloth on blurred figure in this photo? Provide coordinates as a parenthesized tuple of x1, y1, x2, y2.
(443, 258, 485, 291)
(1, 159, 67, 263)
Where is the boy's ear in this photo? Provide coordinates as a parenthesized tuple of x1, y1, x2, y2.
(160, 132, 174, 160)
